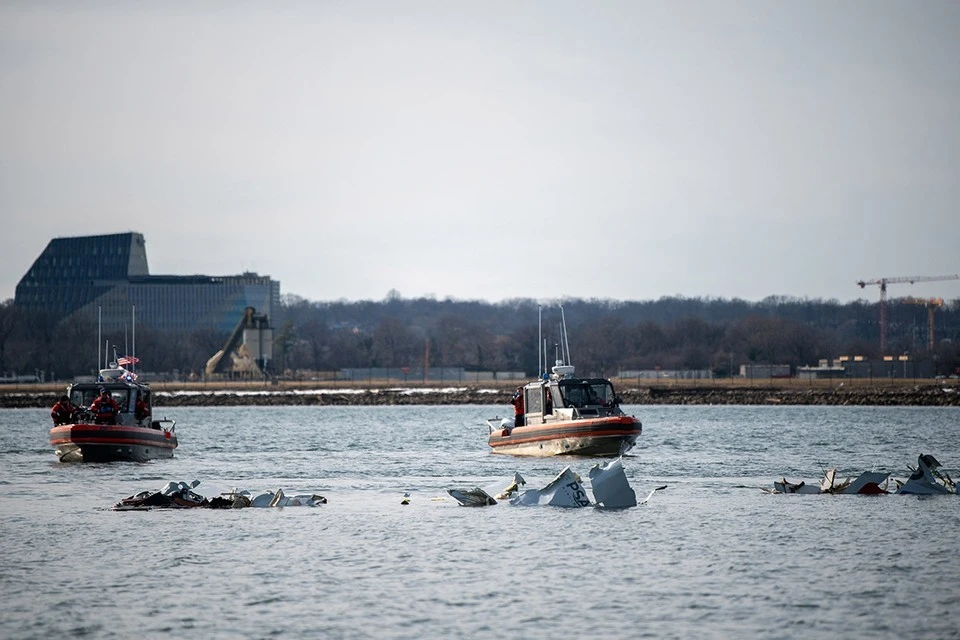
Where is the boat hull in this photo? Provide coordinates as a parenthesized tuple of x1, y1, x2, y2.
(488, 416, 641, 457)
(49, 423, 178, 463)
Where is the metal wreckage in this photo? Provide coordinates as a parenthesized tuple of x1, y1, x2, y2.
(112, 458, 663, 511)
(113, 480, 327, 510)
(767, 453, 957, 496)
(447, 457, 665, 509)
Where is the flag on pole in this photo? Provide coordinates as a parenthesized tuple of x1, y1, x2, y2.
(117, 355, 140, 366)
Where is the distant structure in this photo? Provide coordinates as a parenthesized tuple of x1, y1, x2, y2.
(205, 307, 274, 378)
(15, 232, 280, 333)
(740, 364, 791, 379)
(899, 296, 944, 353)
(856, 274, 959, 353)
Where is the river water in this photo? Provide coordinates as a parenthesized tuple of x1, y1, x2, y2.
(1, 404, 958, 639)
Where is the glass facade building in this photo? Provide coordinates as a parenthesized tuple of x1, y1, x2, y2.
(15, 232, 280, 333)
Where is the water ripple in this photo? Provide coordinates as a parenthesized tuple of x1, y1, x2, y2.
(1, 405, 958, 638)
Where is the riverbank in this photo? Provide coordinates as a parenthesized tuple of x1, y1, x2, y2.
(3, 380, 959, 408)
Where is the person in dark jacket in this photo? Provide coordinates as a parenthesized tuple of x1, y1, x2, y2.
(51, 395, 76, 425)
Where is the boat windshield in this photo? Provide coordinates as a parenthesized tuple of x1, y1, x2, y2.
(71, 387, 131, 411)
(558, 380, 616, 408)
(72, 389, 98, 408)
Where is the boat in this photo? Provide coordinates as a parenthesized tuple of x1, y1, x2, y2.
(49, 365, 177, 462)
(486, 307, 642, 457)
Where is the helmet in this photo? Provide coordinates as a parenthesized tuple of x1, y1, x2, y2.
(60, 395, 70, 402)
(99, 387, 108, 394)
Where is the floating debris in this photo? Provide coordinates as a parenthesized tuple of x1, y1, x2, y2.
(447, 458, 662, 509)
(896, 454, 956, 495)
(588, 457, 637, 508)
(113, 480, 327, 510)
(446, 487, 497, 507)
(767, 453, 956, 496)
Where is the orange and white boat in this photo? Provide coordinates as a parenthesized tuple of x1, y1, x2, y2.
(49, 366, 177, 463)
(486, 307, 641, 457)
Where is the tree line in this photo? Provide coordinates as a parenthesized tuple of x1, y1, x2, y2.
(1, 293, 959, 382)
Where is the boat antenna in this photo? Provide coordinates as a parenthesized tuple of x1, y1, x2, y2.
(132, 304, 136, 375)
(537, 305, 542, 378)
(97, 306, 102, 372)
(560, 305, 572, 366)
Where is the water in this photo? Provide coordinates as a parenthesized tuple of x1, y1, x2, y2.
(1, 404, 958, 639)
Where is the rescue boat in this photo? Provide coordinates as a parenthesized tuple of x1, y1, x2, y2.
(486, 307, 641, 457)
(487, 366, 642, 456)
(49, 366, 177, 463)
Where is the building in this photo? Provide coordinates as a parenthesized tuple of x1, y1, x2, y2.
(843, 357, 933, 380)
(739, 364, 791, 379)
(15, 232, 280, 333)
(796, 359, 847, 380)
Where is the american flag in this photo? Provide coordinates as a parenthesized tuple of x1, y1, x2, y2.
(117, 355, 140, 366)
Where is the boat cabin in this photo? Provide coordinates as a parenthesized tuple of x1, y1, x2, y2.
(66, 368, 154, 427)
(521, 365, 622, 425)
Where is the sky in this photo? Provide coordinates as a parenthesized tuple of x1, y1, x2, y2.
(2, 1, 959, 305)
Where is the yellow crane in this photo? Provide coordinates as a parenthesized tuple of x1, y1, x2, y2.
(899, 297, 944, 352)
(856, 274, 959, 353)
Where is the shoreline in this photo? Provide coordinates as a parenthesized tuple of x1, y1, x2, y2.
(2, 382, 958, 408)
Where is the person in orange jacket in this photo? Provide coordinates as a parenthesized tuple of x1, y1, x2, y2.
(511, 386, 525, 427)
(90, 388, 120, 425)
(51, 395, 77, 425)
(135, 392, 151, 424)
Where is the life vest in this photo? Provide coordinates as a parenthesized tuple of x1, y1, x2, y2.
(92, 396, 118, 418)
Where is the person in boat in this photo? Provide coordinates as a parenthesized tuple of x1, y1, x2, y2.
(90, 388, 120, 425)
(511, 386, 525, 427)
(135, 391, 151, 424)
(544, 387, 553, 414)
(51, 395, 77, 425)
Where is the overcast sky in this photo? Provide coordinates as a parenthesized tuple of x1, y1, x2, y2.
(2, 1, 959, 305)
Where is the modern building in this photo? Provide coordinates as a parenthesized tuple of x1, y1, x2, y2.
(15, 232, 280, 333)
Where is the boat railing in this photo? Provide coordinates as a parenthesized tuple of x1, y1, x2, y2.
(151, 418, 176, 432)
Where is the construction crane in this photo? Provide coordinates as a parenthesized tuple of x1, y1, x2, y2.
(900, 297, 944, 352)
(856, 274, 959, 353)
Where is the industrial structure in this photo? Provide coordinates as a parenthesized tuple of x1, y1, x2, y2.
(205, 307, 274, 378)
(856, 274, 959, 353)
(900, 297, 944, 353)
(15, 232, 281, 333)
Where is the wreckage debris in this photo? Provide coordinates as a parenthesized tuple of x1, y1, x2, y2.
(113, 480, 327, 510)
(447, 458, 664, 509)
(896, 453, 957, 495)
(767, 453, 957, 496)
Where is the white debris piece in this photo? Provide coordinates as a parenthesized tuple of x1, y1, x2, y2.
(897, 454, 957, 495)
(510, 467, 592, 508)
(588, 457, 637, 508)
